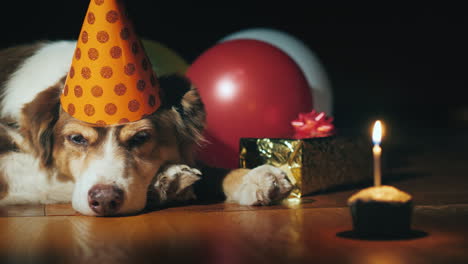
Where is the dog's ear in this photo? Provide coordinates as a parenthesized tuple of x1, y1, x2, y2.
(158, 74, 192, 111)
(158, 74, 206, 147)
(20, 78, 64, 168)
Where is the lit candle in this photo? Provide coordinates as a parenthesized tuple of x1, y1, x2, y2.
(348, 120, 414, 236)
(372, 120, 383, 186)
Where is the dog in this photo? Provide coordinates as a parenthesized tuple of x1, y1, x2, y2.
(0, 41, 293, 216)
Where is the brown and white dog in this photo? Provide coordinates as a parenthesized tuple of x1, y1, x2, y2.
(0, 41, 292, 216)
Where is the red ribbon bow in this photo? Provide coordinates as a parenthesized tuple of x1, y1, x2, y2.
(291, 110, 335, 139)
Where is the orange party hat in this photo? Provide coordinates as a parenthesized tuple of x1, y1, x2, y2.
(61, 0, 161, 126)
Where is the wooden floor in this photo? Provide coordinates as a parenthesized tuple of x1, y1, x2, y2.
(1, 125, 468, 264)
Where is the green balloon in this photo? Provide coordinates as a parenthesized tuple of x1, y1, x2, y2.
(141, 39, 189, 76)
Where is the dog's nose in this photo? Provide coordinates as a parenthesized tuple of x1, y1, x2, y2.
(88, 184, 124, 216)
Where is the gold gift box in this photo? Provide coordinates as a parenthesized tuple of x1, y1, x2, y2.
(239, 137, 372, 198)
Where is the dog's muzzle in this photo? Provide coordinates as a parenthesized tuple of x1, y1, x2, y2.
(88, 184, 124, 216)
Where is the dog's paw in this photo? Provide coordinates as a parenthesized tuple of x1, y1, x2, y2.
(151, 164, 201, 206)
(234, 165, 293, 206)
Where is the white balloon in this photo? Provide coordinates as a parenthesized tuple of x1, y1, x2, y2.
(220, 28, 333, 114)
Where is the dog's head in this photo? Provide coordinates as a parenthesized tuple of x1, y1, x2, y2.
(20, 75, 205, 216)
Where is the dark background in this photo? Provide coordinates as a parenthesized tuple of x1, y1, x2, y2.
(1, 1, 466, 135)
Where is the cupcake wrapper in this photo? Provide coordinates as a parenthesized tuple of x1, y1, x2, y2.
(350, 200, 413, 236)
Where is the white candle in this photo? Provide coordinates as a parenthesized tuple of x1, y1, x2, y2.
(372, 120, 383, 187)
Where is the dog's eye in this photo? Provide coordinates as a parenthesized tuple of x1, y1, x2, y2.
(128, 131, 151, 148)
(68, 134, 88, 146)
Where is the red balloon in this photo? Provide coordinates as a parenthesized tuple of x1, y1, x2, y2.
(186, 39, 312, 168)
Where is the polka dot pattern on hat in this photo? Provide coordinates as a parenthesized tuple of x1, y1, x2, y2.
(110, 46, 122, 58)
(81, 31, 89, 44)
(81, 67, 91, 79)
(100, 66, 113, 79)
(105, 103, 118, 115)
(75, 48, 81, 60)
(88, 48, 99, 60)
(74, 85, 83, 97)
(95, 120, 107, 126)
(118, 118, 130, 124)
(128, 100, 140, 112)
(84, 104, 96, 116)
(106, 10, 119, 23)
(64, 85, 69, 96)
(68, 104, 76, 116)
(87, 12, 95, 24)
(114, 83, 126, 96)
(97, 31, 110, 43)
(91, 85, 103, 97)
(61, 0, 161, 125)
(137, 80, 146, 91)
(124, 63, 135, 76)
(69, 67, 75, 78)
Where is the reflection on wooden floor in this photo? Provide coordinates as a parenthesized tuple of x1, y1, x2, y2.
(1, 201, 468, 264)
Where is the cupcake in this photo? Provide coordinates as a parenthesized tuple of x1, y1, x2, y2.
(348, 185, 413, 236)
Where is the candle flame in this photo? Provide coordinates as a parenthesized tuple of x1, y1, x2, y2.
(372, 120, 383, 145)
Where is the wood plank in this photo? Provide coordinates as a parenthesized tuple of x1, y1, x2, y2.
(0, 204, 44, 217)
(45, 204, 79, 216)
(0, 204, 467, 264)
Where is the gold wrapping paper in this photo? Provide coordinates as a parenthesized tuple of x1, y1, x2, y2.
(239, 136, 371, 198)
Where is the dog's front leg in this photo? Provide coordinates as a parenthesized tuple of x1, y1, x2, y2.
(223, 165, 293, 206)
(1, 123, 75, 205)
(148, 164, 202, 207)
